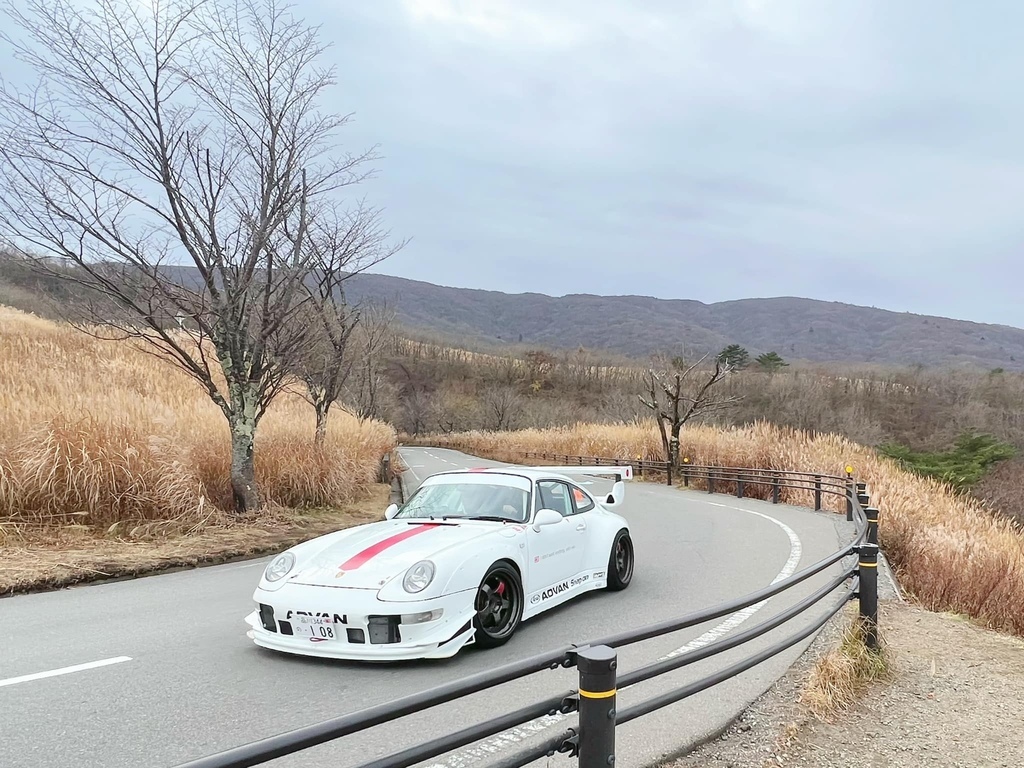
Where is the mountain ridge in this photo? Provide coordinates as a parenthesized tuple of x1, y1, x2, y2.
(341, 271, 1024, 371)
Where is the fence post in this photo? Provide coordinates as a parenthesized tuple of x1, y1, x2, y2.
(856, 482, 867, 508)
(666, 461, 673, 486)
(846, 480, 854, 521)
(577, 645, 617, 768)
(772, 472, 780, 504)
(814, 476, 822, 511)
(636, 456, 643, 479)
(865, 507, 879, 546)
(682, 459, 690, 487)
(736, 472, 744, 499)
(707, 469, 715, 494)
(858, 543, 879, 650)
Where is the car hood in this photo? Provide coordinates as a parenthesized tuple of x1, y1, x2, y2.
(287, 519, 512, 589)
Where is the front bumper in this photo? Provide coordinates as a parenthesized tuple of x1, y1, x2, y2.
(245, 582, 477, 662)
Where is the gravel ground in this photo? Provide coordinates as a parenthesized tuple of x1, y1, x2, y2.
(665, 600, 1024, 767)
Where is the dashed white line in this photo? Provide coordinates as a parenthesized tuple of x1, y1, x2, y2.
(0, 656, 133, 688)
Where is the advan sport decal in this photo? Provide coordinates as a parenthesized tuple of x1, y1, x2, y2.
(539, 573, 590, 601)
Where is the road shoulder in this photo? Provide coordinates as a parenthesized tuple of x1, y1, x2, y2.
(1, 484, 390, 597)
(663, 600, 1024, 767)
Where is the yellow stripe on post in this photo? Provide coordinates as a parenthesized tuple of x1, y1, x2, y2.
(579, 688, 616, 699)
(858, 562, 877, 568)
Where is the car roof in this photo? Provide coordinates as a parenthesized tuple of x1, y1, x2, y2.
(429, 467, 579, 483)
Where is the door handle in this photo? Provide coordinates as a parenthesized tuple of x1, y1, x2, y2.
(576, 522, 587, 531)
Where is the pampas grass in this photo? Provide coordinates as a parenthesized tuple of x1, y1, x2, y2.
(417, 421, 1024, 637)
(0, 306, 396, 533)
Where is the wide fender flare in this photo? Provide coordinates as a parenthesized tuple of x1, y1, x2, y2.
(588, 511, 632, 563)
(434, 538, 530, 597)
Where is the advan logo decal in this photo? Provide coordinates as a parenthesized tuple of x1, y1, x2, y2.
(539, 574, 590, 601)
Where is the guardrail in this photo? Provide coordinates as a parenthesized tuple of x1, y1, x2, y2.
(172, 450, 878, 768)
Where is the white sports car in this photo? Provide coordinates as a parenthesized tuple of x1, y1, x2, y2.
(244, 464, 635, 661)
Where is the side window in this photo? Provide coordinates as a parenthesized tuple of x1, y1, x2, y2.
(537, 480, 574, 517)
(569, 484, 595, 513)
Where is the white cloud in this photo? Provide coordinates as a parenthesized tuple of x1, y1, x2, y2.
(400, 0, 587, 47)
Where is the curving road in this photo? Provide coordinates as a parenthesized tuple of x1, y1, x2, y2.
(0, 446, 857, 768)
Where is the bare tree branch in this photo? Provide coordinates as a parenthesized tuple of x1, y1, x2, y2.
(0, 0, 394, 512)
(638, 352, 743, 466)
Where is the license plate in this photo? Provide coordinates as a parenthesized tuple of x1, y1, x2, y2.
(292, 615, 337, 640)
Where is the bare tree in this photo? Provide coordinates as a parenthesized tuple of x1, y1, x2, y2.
(639, 354, 742, 467)
(482, 384, 523, 431)
(0, 0, 384, 512)
(292, 203, 405, 445)
(344, 301, 396, 422)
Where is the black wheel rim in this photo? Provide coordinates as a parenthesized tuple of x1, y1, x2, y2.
(614, 536, 633, 582)
(475, 568, 520, 639)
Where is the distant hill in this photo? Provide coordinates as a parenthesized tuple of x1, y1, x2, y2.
(3, 251, 1022, 371)
(341, 272, 1024, 371)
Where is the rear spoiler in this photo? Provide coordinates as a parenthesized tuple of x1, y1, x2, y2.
(518, 465, 633, 507)
(520, 465, 633, 481)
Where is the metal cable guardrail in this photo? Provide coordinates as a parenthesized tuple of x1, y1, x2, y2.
(171, 450, 880, 768)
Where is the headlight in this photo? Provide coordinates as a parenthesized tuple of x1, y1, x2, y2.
(264, 552, 295, 582)
(402, 560, 435, 593)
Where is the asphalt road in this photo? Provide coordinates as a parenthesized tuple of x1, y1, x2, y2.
(0, 446, 857, 768)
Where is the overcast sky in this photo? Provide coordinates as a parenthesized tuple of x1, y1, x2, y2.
(5, 1, 1024, 328)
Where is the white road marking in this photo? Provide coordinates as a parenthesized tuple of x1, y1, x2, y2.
(220, 561, 267, 572)
(422, 498, 805, 768)
(657, 502, 802, 660)
(0, 656, 132, 688)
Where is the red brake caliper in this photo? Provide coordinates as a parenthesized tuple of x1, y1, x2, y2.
(495, 580, 506, 596)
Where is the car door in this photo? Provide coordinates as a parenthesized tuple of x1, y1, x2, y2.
(526, 479, 587, 594)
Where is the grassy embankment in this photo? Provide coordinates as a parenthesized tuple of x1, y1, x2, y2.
(0, 306, 396, 593)
(413, 423, 1024, 638)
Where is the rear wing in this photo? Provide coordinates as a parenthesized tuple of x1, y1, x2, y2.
(519, 465, 633, 481)
(520, 465, 633, 507)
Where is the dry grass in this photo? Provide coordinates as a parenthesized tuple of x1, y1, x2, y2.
(1, 484, 390, 595)
(0, 305, 396, 535)
(413, 421, 1024, 637)
(801, 610, 892, 722)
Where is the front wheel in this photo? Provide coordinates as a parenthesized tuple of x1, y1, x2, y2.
(605, 529, 634, 591)
(472, 561, 524, 648)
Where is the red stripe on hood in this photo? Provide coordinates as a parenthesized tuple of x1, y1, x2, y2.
(338, 524, 441, 571)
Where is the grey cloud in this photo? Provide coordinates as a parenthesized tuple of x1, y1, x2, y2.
(4, 0, 1023, 327)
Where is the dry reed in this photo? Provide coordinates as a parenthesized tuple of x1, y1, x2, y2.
(801, 611, 892, 721)
(416, 421, 1024, 637)
(0, 306, 396, 535)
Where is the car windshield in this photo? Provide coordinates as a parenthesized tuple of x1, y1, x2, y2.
(395, 481, 531, 523)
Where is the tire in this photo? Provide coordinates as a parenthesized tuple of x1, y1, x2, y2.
(605, 529, 634, 591)
(472, 561, 524, 648)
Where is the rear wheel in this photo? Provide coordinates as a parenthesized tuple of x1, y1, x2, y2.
(605, 529, 634, 591)
(472, 561, 523, 648)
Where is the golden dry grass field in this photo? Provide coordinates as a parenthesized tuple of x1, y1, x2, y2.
(0, 306, 396, 591)
(415, 423, 1024, 638)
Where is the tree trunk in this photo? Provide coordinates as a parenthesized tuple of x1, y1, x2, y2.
(314, 401, 329, 447)
(229, 414, 260, 514)
(655, 414, 671, 466)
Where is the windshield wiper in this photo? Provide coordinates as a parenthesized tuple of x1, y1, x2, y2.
(441, 515, 516, 523)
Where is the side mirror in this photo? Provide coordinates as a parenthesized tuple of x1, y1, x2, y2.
(533, 508, 564, 531)
(384, 503, 399, 520)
